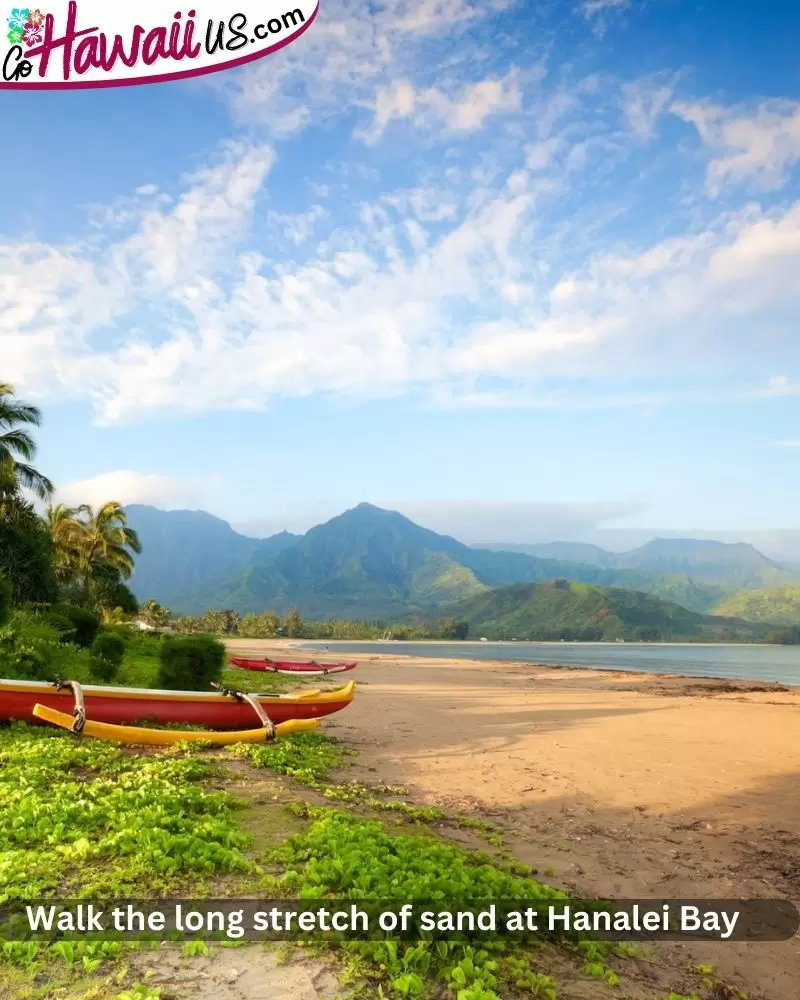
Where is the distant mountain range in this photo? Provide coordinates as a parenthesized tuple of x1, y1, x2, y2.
(712, 586, 800, 626)
(447, 579, 762, 641)
(475, 539, 794, 589)
(125, 503, 799, 626)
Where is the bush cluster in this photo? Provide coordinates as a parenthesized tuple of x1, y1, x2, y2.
(155, 634, 225, 691)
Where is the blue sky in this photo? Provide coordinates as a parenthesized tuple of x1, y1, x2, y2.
(2, 0, 800, 551)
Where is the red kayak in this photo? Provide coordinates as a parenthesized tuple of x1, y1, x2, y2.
(229, 656, 357, 675)
(0, 678, 355, 730)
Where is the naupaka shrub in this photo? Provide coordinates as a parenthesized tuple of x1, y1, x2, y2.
(155, 634, 225, 691)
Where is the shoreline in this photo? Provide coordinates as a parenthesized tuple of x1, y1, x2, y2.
(287, 638, 800, 687)
(226, 638, 800, 996)
(297, 638, 785, 647)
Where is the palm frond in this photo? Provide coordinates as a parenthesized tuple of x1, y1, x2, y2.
(11, 462, 54, 500)
(0, 429, 37, 461)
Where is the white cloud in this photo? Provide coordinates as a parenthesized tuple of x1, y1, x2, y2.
(395, 499, 646, 542)
(356, 72, 523, 144)
(580, 0, 629, 38)
(2, 0, 800, 425)
(622, 76, 675, 138)
(582, 0, 628, 12)
(673, 99, 800, 195)
(56, 471, 209, 510)
(4, 136, 800, 423)
(212, 0, 514, 136)
(758, 376, 800, 398)
(117, 142, 275, 288)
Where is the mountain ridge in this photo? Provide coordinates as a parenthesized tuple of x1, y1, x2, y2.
(444, 579, 763, 641)
(476, 537, 794, 588)
(124, 503, 794, 621)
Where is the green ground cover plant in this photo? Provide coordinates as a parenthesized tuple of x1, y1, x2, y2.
(0, 724, 252, 905)
(262, 808, 619, 999)
(0, 722, 731, 1000)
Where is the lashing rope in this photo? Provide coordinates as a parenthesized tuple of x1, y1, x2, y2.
(211, 682, 277, 741)
(52, 677, 86, 735)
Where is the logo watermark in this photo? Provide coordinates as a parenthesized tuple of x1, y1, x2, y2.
(1, 0, 318, 89)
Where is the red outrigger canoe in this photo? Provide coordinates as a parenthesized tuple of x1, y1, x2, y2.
(0, 678, 355, 730)
(229, 656, 357, 675)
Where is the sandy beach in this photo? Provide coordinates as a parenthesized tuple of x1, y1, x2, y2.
(227, 640, 800, 998)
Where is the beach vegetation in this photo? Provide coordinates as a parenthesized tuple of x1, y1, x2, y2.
(155, 634, 226, 691)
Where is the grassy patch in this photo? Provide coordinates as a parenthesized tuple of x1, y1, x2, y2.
(0, 717, 740, 1000)
(0, 724, 252, 903)
(227, 730, 355, 786)
(262, 807, 617, 999)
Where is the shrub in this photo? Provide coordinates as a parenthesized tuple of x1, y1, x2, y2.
(0, 519, 58, 606)
(55, 606, 101, 648)
(0, 574, 11, 628)
(156, 635, 225, 691)
(89, 631, 126, 682)
(0, 611, 92, 682)
(45, 611, 77, 645)
(767, 625, 800, 645)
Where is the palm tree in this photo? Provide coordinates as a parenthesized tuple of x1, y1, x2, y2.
(45, 503, 88, 583)
(75, 502, 142, 592)
(0, 383, 54, 502)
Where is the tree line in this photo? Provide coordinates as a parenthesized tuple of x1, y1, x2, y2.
(169, 607, 471, 641)
(0, 383, 142, 622)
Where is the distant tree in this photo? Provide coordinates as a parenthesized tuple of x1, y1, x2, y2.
(140, 598, 172, 629)
(632, 625, 663, 641)
(438, 616, 457, 639)
(285, 607, 305, 638)
(767, 625, 800, 645)
(88, 561, 139, 616)
(437, 616, 470, 640)
(45, 504, 86, 583)
(452, 618, 470, 640)
(239, 611, 280, 638)
(74, 502, 142, 595)
(176, 616, 205, 634)
(218, 609, 240, 634)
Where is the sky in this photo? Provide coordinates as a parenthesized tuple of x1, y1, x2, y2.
(2, 0, 800, 551)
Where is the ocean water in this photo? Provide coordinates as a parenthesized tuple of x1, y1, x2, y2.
(301, 641, 800, 686)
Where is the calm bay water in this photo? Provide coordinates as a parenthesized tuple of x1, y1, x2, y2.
(302, 641, 800, 686)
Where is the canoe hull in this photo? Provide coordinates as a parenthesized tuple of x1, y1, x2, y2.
(229, 656, 357, 674)
(32, 703, 322, 746)
(0, 679, 355, 730)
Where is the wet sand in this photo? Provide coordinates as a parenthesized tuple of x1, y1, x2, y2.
(226, 640, 800, 997)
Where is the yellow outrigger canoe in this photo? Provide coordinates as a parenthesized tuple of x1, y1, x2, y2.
(32, 703, 321, 746)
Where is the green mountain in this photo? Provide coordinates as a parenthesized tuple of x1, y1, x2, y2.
(126, 505, 262, 605)
(445, 579, 761, 641)
(712, 586, 800, 625)
(481, 537, 794, 589)
(182, 503, 494, 617)
(128, 503, 791, 622)
(485, 541, 619, 567)
(166, 504, 737, 618)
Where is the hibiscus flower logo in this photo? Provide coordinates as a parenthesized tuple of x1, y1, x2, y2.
(6, 7, 47, 46)
(22, 19, 41, 43)
(6, 7, 29, 30)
